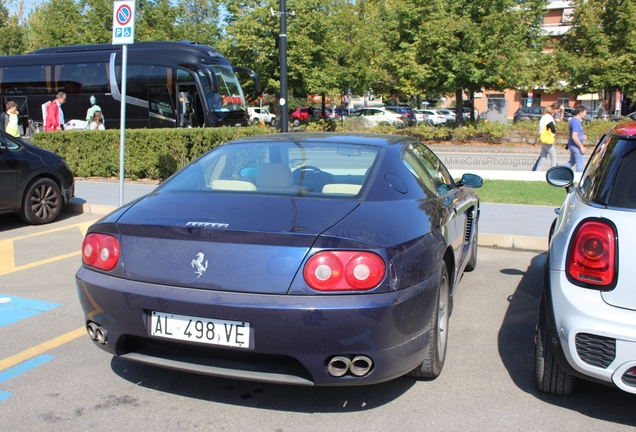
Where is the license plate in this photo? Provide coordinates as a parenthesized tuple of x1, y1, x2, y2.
(150, 311, 251, 348)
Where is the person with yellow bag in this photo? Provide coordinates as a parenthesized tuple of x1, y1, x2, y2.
(532, 103, 558, 171)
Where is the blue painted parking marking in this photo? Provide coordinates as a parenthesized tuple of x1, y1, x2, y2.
(0, 295, 61, 329)
(0, 354, 55, 401)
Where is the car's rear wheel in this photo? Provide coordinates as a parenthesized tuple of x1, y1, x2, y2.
(409, 262, 450, 379)
(20, 177, 62, 225)
(534, 295, 575, 395)
(293, 119, 300, 127)
(270, 118, 277, 127)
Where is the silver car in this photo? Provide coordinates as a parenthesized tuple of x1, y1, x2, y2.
(535, 122, 636, 395)
(346, 108, 405, 127)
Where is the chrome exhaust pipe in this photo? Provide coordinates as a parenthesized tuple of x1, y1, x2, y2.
(95, 326, 108, 345)
(87, 322, 98, 340)
(327, 356, 352, 377)
(350, 356, 373, 376)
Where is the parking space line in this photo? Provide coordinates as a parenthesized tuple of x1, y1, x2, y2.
(0, 327, 85, 373)
(0, 354, 56, 402)
(0, 295, 61, 329)
(0, 220, 94, 276)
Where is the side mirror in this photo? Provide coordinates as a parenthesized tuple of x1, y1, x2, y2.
(546, 166, 574, 189)
(457, 173, 483, 189)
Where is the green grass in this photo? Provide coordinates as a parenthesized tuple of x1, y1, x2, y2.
(477, 180, 568, 206)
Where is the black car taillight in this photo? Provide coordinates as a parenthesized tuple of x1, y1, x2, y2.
(566, 219, 617, 290)
(82, 233, 121, 271)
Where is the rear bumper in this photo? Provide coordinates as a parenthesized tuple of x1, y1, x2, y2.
(549, 269, 636, 394)
(76, 267, 439, 386)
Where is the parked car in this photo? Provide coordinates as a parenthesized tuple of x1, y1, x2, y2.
(314, 108, 340, 121)
(416, 109, 447, 126)
(384, 106, 417, 126)
(535, 122, 636, 395)
(583, 110, 610, 123)
(76, 132, 483, 386)
(346, 107, 406, 127)
(513, 107, 544, 123)
(436, 109, 456, 122)
(0, 131, 74, 224)
(334, 107, 354, 118)
(291, 107, 312, 126)
(248, 107, 277, 126)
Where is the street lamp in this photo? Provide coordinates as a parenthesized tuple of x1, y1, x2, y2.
(272, 2, 292, 132)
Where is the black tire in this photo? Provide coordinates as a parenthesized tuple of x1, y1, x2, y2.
(465, 220, 478, 272)
(534, 295, 575, 395)
(293, 119, 300, 127)
(409, 262, 450, 379)
(20, 178, 62, 225)
(270, 118, 277, 127)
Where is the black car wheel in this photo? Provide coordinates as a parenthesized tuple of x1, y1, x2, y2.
(20, 178, 62, 225)
(534, 295, 575, 395)
(270, 118, 277, 127)
(293, 119, 300, 127)
(409, 262, 450, 379)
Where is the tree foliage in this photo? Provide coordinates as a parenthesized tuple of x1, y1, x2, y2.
(557, 0, 636, 94)
(0, 0, 26, 54)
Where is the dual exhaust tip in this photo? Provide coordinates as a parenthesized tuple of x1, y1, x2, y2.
(86, 322, 108, 345)
(327, 355, 373, 377)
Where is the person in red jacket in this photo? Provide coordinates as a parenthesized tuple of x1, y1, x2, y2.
(45, 92, 67, 131)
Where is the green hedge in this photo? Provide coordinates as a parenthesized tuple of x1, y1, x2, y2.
(32, 127, 270, 180)
(30, 118, 623, 181)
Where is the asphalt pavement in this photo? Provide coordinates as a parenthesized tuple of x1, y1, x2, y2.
(67, 175, 558, 252)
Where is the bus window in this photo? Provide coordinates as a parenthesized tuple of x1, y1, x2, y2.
(1, 66, 48, 94)
(204, 65, 246, 111)
(55, 63, 109, 94)
(119, 65, 172, 101)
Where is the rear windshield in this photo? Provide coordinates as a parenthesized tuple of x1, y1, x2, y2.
(161, 141, 381, 197)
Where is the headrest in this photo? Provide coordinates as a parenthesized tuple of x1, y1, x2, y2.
(255, 163, 293, 188)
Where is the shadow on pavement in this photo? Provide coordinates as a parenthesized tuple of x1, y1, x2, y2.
(111, 357, 416, 412)
(498, 253, 636, 427)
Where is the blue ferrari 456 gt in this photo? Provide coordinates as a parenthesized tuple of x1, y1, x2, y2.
(76, 133, 482, 386)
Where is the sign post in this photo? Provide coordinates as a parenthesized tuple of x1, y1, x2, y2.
(112, 1, 135, 206)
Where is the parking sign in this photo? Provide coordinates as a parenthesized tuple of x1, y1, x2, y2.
(112, 1, 135, 45)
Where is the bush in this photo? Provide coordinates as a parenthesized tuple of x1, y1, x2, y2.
(31, 127, 270, 180)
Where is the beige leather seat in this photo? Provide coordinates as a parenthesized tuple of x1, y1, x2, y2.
(210, 180, 257, 191)
(255, 163, 294, 189)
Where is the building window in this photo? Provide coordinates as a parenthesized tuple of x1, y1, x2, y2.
(558, 94, 570, 108)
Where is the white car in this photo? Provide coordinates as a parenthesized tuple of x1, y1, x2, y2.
(436, 109, 456, 122)
(535, 122, 636, 395)
(416, 109, 447, 125)
(248, 107, 277, 126)
(346, 108, 405, 127)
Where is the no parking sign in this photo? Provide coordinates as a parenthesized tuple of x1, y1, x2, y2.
(112, 1, 135, 45)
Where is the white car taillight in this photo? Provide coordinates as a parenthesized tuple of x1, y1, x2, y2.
(567, 219, 617, 289)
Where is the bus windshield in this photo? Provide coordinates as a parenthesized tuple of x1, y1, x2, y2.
(202, 65, 247, 113)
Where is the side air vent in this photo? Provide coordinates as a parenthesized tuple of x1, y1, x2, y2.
(464, 208, 475, 243)
(575, 333, 616, 369)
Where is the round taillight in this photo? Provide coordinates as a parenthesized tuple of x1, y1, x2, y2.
(345, 253, 385, 289)
(82, 233, 120, 271)
(304, 251, 385, 291)
(568, 220, 616, 286)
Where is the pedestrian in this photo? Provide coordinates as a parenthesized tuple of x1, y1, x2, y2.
(84, 95, 103, 129)
(563, 105, 587, 172)
(45, 92, 66, 131)
(88, 110, 105, 130)
(554, 104, 565, 122)
(532, 103, 558, 171)
(0, 101, 22, 137)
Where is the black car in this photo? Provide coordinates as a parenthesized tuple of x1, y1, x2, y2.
(0, 132, 74, 224)
(513, 107, 544, 123)
(384, 106, 417, 126)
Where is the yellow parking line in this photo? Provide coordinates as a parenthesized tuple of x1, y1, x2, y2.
(0, 220, 95, 276)
(0, 327, 86, 372)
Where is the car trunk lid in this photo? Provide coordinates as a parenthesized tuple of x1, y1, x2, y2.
(115, 192, 359, 294)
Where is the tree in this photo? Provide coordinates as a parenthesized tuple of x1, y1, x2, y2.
(0, 0, 27, 54)
(175, 0, 222, 46)
(27, 0, 84, 50)
(557, 0, 636, 95)
(414, 0, 546, 125)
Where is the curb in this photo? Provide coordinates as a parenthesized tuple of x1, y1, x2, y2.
(63, 204, 548, 253)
